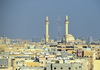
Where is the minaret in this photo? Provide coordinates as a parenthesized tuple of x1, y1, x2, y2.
(65, 16, 69, 43)
(45, 16, 49, 44)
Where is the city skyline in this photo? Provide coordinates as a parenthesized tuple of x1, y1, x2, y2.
(0, 0, 100, 39)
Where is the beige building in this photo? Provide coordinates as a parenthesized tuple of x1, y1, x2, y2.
(46, 63, 87, 70)
(93, 60, 100, 70)
(20, 67, 44, 70)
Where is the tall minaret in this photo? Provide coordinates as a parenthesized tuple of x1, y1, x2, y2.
(65, 16, 69, 43)
(45, 16, 49, 44)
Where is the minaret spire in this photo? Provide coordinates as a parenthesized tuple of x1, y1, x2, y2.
(45, 16, 49, 44)
(65, 16, 69, 43)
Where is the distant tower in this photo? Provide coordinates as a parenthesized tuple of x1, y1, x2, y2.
(65, 16, 69, 43)
(57, 15, 62, 41)
(45, 16, 49, 44)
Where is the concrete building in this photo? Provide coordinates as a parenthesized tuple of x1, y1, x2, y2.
(0, 59, 12, 70)
(46, 63, 84, 70)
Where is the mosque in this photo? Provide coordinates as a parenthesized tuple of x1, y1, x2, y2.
(45, 16, 75, 44)
(64, 16, 75, 43)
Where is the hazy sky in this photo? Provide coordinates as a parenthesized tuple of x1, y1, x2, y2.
(0, 0, 100, 39)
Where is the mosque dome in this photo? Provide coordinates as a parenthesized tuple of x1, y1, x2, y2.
(66, 34, 75, 42)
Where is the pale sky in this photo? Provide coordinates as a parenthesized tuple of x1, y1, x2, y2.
(0, 0, 100, 39)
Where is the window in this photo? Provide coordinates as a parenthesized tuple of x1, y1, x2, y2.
(54, 67, 56, 69)
(56, 61, 59, 63)
(57, 49, 61, 51)
(57, 46, 61, 48)
(79, 66, 81, 68)
(41, 62, 43, 64)
(46, 58, 48, 60)
(61, 67, 63, 69)
(83, 46, 87, 48)
(90, 56, 92, 58)
(69, 67, 71, 70)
